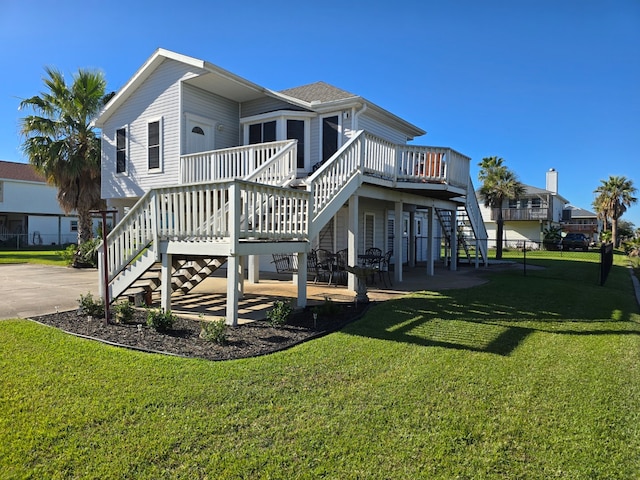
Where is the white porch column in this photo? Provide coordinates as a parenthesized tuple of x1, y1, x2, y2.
(226, 255, 241, 326)
(247, 254, 260, 283)
(394, 201, 403, 284)
(348, 195, 359, 292)
(226, 182, 241, 326)
(426, 207, 435, 276)
(450, 209, 458, 271)
(409, 210, 416, 268)
(296, 251, 307, 309)
(160, 253, 172, 312)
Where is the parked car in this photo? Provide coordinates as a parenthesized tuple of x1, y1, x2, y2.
(561, 233, 589, 251)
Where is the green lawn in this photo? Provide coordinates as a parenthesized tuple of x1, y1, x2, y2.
(1, 256, 639, 479)
(0, 248, 68, 266)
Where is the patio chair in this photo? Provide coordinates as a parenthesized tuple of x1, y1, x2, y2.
(379, 250, 393, 287)
(315, 248, 336, 285)
(363, 247, 383, 284)
(334, 248, 348, 285)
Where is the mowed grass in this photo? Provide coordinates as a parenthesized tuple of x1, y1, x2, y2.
(0, 248, 68, 266)
(1, 256, 639, 478)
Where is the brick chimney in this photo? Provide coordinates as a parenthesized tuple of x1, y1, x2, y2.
(546, 168, 558, 194)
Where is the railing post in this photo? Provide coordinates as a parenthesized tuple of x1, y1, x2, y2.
(150, 191, 159, 261)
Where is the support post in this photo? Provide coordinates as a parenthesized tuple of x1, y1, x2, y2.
(348, 195, 359, 291)
(394, 201, 403, 284)
(426, 207, 435, 276)
(296, 251, 307, 309)
(160, 253, 172, 313)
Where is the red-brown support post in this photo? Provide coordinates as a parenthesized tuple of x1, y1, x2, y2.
(92, 209, 117, 325)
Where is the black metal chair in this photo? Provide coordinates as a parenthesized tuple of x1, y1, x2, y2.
(315, 248, 336, 285)
(379, 250, 393, 287)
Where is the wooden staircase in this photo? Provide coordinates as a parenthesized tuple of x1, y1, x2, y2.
(122, 256, 228, 304)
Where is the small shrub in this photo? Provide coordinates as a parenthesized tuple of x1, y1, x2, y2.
(200, 318, 227, 344)
(113, 300, 135, 324)
(266, 300, 292, 326)
(78, 292, 105, 318)
(146, 308, 176, 332)
(74, 238, 101, 268)
(60, 244, 77, 266)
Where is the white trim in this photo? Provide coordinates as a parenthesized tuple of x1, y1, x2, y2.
(319, 113, 343, 162)
(115, 124, 129, 177)
(147, 116, 163, 174)
(240, 110, 315, 124)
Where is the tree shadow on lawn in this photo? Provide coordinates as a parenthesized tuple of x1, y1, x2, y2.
(344, 281, 640, 357)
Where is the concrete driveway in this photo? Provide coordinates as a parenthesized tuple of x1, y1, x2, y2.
(0, 264, 100, 319)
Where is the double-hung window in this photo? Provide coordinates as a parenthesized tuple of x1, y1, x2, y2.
(116, 127, 127, 174)
(148, 119, 162, 171)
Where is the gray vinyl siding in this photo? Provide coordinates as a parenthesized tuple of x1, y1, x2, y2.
(182, 84, 240, 150)
(240, 97, 303, 118)
(101, 58, 206, 200)
(357, 113, 408, 145)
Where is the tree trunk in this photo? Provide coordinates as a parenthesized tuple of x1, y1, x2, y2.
(77, 207, 94, 245)
(611, 217, 618, 248)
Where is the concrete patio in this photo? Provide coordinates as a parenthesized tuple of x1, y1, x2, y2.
(168, 263, 497, 324)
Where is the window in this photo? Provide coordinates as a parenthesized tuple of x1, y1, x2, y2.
(116, 127, 127, 174)
(70, 220, 78, 232)
(287, 119, 305, 168)
(322, 115, 339, 162)
(531, 198, 541, 208)
(148, 120, 161, 170)
(508, 199, 518, 209)
(248, 121, 276, 144)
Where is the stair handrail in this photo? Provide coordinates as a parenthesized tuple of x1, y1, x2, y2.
(463, 176, 488, 262)
(306, 131, 364, 217)
(105, 189, 158, 282)
(244, 139, 297, 186)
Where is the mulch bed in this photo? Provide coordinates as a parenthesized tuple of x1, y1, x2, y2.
(29, 303, 370, 362)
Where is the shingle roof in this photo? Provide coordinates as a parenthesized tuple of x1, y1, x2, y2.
(0, 160, 46, 183)
(279, 81, 357, 103)
(565, 205, 597, 218)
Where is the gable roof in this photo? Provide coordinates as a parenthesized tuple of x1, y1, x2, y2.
(95, 49, 426, 139)
(0, 160, 45, 183)
(521, 183, 569, 204)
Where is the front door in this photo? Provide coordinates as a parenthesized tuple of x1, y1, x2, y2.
(186, 115, 215, 154)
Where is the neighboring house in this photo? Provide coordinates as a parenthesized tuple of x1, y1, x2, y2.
(95, 48, 488, 325)
(478, 168, 569, 248)
(561, 205, 601, 244)
(0, 160, 80, 246)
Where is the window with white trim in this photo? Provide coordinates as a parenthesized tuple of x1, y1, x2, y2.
(70, 220, 78, 232)
(248, 121, 276, 144)
(148, 119, 162, 171)
(116, 127, 127, 174)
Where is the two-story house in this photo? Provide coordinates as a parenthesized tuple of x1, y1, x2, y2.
(95, 49, 488, 325)
(561, 205, 601, 244)
(478, 168, 568, 248)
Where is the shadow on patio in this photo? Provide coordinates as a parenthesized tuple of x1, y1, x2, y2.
(165, 263, 500, 324)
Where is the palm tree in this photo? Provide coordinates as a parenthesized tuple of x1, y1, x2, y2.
(19, 67, 107, 249)
(478, 156, 525, 259)
(593, 176, 637, 247)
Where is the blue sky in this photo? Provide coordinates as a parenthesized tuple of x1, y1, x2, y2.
(1, 0, 638, 226)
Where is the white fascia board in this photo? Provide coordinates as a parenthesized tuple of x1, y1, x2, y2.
(94, 49, 206, 128)
(240, 110, 316, 124)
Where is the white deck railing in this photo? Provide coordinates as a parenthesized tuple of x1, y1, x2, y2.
(307, 131, 471, 218)
(105, 180, 310, 281)
(180, 140, 296, 184)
